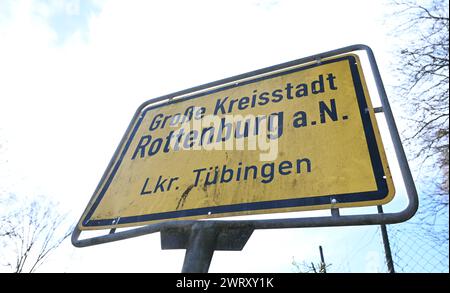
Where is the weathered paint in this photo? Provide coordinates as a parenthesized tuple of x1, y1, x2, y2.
(78, 54, 394, 230)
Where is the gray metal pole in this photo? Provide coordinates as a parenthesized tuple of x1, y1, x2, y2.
(319, 245, 326, 273)
(181, 224, 218, 273)
(377, 205, 395, 273)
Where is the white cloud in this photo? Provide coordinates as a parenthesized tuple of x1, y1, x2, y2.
(0, 0, 413, 272)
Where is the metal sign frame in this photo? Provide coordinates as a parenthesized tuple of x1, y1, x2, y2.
(72, 45, 418, 270)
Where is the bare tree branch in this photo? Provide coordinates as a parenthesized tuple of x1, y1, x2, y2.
(388, 0, 449, 249)
(0, 196, 74, 273)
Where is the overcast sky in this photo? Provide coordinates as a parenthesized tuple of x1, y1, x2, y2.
(0, 0, 440, 272)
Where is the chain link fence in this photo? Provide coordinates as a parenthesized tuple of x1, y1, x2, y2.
(290, 202, 448, 273)
(387, 222, 449, 273)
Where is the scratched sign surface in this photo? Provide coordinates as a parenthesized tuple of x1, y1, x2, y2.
(78, 54, 395, 230)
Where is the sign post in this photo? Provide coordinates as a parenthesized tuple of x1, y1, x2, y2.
(72, 45, 418, 273)
(160, 222, 254, 273)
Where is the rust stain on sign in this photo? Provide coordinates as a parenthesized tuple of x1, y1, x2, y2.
(176, 184, 195, 210)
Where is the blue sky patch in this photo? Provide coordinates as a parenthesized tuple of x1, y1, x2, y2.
(36, 0, 100, 44)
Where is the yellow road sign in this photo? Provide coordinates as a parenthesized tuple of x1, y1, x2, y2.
(78, 54, 395, 230)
